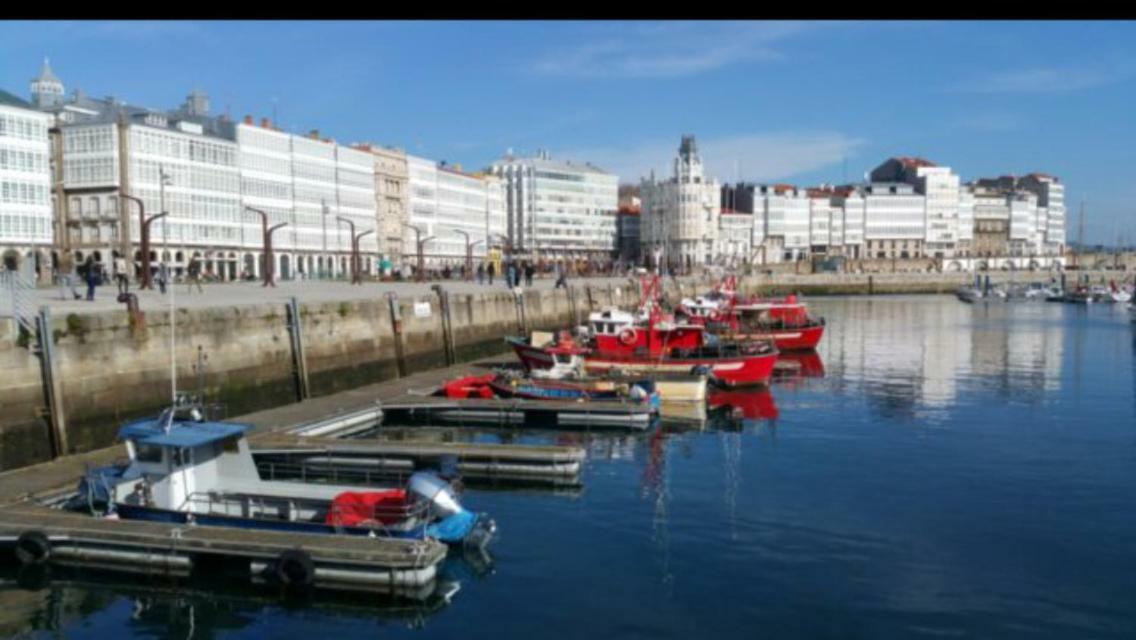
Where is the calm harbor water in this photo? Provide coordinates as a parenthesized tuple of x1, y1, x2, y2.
(3, 295, 1135, 638)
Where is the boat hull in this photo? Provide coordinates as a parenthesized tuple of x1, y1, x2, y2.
(582, 352, 776, 387)
(733, 324, 825, 352)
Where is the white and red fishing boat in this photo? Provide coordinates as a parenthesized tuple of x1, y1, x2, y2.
(675, 276, 826, 351)
(508, 277, 778, 387)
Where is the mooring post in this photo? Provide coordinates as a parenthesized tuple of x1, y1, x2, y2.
(566, 285, 578, 326)
(386, 292, 406, 378)
(868, 275, 874, 296)
(35, 306, 68, 458)
(514, 289, 528, 335)
(584, 285, 594, 312)
(432, 286, 455, 366)
(285, 297, 310, 401)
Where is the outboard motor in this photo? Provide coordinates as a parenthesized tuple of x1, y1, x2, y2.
(408, 472, 463, 520)
(408, 472, 498, 548)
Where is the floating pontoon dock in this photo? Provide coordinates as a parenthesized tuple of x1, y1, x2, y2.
(379, 395, 656, 431)
(0, 502, 446, 594)
(252, 434, 586, 488)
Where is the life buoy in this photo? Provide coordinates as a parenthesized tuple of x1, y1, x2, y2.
(619, 327, 638, 346)
(275, 548, 315, 588)
(15, 530, 51, 565)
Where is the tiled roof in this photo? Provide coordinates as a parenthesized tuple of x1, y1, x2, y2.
(896, 156, 937, 169)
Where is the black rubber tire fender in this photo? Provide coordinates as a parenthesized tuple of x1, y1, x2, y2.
(15, 531, 51, 565)
(275, 548, 315, 588)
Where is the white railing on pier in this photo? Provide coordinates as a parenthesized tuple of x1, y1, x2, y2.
(0, 260, 37, 338)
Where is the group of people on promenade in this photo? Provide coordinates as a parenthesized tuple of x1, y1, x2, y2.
(53, 255, 207, 302)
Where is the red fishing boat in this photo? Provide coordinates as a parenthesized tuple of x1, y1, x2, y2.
(675, 276, 826, 351)
(508, 277, 778, 387)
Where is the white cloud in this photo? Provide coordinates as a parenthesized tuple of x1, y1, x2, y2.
(559, 131, 864, 184)
(530, 22, 820, 79)
(955, 62, 1136, 93)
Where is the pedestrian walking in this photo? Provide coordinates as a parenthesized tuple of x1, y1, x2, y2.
(186, 257, 204, 294)
(56, 252, 81, 300)
(487, 261, 496, 286)
(524, 262, 535, 287)
(555, 263, 568, 289)
(113, 255, 129, 294)
(157, 262, 169, 294)
(476, 262, 485, 285)
(506, 261, 517, 289)
(82, 256, 98, 301)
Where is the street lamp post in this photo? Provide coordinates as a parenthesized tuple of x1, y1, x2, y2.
(245, 206, 288, 287)
(321, 199, 329, 279)
(337, 217, 375, 285)
(453, 230, 482, 281)
(119, 194, 167, 290)
(404, 224, 435, 283)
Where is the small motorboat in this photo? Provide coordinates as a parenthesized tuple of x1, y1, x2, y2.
(955, 286, 983, 304)
(71, 401, 496, 548)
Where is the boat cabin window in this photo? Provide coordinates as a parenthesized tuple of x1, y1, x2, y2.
(555, 354, 574, 364)
(134, 442, 163, 463)
(219, 435, 240, 454)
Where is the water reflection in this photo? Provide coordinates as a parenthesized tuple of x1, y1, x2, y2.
(639, 429, 673, 593)
(0, 563, 462, 637)
(817, 296, 1066, 421)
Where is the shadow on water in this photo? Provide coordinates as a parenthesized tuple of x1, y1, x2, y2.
(0, 548, 493, 637)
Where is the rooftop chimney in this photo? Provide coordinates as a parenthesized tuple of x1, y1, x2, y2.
(260, 117, 270, 128)
(243, 115, 253, 125)
(309, 129, 320, 139)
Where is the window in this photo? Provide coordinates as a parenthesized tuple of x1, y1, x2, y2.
(135, 442, 163, 463)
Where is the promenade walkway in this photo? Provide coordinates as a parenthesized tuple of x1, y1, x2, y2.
(13, 275, 639, 314)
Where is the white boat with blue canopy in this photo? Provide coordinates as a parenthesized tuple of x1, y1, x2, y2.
(74, 402, 495, 549)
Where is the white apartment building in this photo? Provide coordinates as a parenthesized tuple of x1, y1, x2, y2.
(488, 150, 618, 259)
(862, 182, 926, 258)
(759, 185, 811, 261)
(808, 191, 834, 251)
(0, 90, 52, 273)
(1008, 192, 1039, 256)
(869, 157, 961, 258)
(406, 154, 505, 268)
(31, 62, 379, 280)
(716, 212, 753, 266)
(957, 186, 975, 256)
(237, 121, 377, 279)
(1018, 173, 1065, 252)
(917, 166, 960, 257)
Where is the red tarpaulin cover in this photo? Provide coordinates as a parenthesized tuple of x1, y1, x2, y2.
(326, 490, 408, 527)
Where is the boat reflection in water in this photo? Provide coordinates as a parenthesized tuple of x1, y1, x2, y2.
(0, 560, 467, 636)
(773, 350, 826, 383)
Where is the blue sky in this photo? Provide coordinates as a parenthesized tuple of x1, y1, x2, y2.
(1, 20, 1133, 244)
